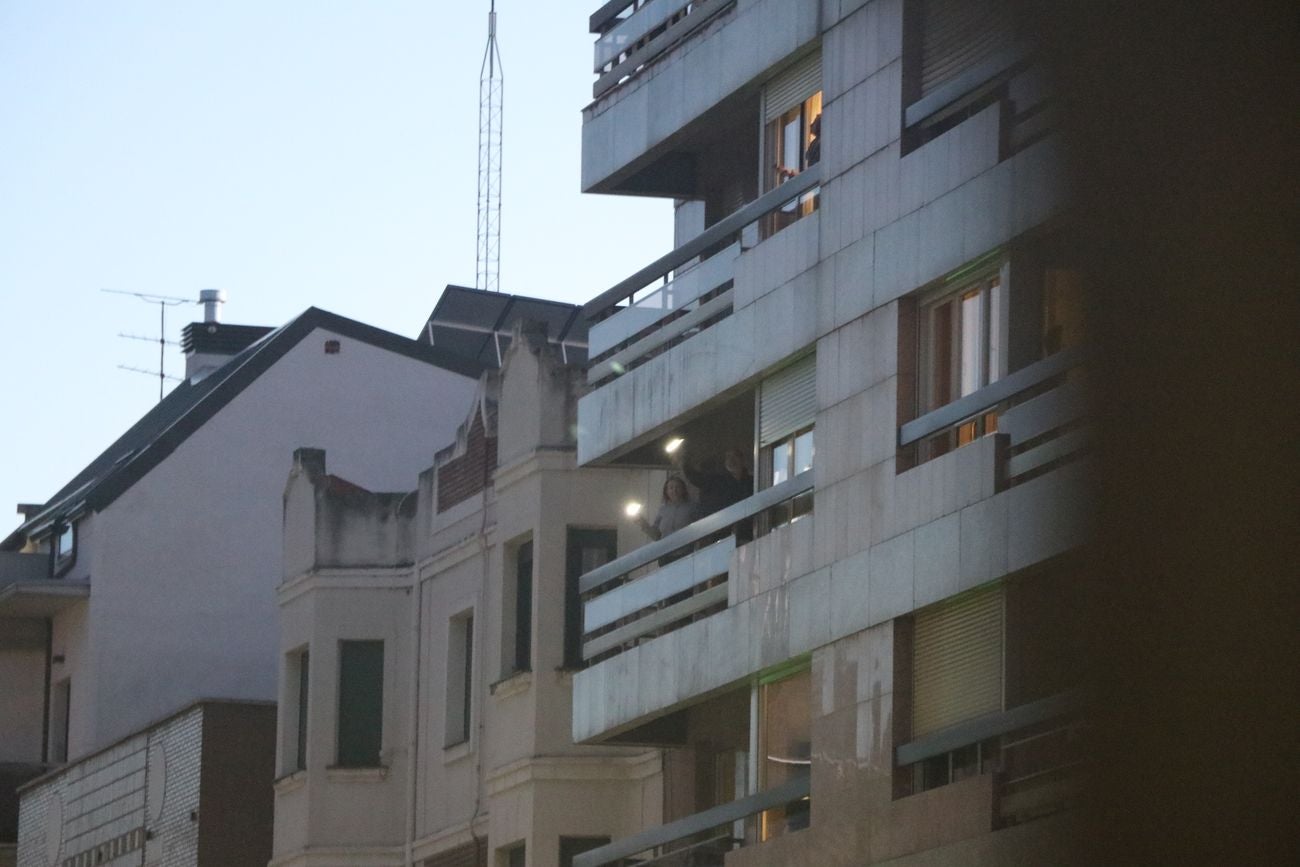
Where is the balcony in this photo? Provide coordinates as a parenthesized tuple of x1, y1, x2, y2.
(899, 346, 1087, 487)
(579, 471, 813, 664)
(586, 166, 820, 387)
(591, 0, 736, 100)
(895, 692, 1084, 828)
(0, 552, 87, 618)
(572, 776, 809, 867)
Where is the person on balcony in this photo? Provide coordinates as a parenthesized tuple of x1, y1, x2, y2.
(678, 447, 753, 517)
(636, 476, 697, 542)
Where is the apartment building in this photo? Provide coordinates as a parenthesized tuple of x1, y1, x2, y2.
(569, 1, 1087, 864)
(4, 304, 485, 866)
(270, 322, 666, 867)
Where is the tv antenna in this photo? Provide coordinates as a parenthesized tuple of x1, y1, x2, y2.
(476, 0, 503, 292)
(102, 288, 191, 401)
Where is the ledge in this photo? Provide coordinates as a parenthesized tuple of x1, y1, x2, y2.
(490, 669, 533, 699)
(273, 770, 307, 794)
(325, 765, 388, 783)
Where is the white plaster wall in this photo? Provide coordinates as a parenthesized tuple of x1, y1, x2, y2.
(76, 327, 476, 757)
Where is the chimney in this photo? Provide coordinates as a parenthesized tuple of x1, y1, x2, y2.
(199, 288, 226, 323)
(181, 292, 274, 383)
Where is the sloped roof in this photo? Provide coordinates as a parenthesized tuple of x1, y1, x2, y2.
(3, 307, 488, 550)
(418, 284, 588, 368)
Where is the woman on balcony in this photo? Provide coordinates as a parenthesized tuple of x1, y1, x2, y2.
(637, 476, 696, 542)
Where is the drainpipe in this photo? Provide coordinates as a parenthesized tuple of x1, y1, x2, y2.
(404, 568, 424, 867)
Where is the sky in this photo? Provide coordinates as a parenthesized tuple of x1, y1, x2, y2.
(0, 1, 671, 536)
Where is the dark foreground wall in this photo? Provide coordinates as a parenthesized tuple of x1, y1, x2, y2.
(198, 702, 277, 867)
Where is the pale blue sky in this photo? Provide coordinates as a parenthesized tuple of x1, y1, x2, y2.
(0, 1, 670, 534)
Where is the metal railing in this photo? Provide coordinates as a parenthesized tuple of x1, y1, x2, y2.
(591, 0, 734, 99)
(585, 168, 821, 382)
(899, 346, 1087, 485)
(580, 470, 814, 661)
(572, 776, 810, 867)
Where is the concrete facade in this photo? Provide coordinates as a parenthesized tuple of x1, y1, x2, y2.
(572, 0, 1086, 864)
(271, 327, 666, 867)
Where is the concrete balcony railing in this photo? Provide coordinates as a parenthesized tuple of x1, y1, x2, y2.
(590, 0, 735, 99)
(579, 470, 814, 663)
(900, 346, 1087, 487)
(585, 167, 820, 385)
(572, 775, 809, 867)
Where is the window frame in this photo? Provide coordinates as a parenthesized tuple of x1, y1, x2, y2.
(445, 611, 476, 749)
(51, 519, 77, 578)
(564, 527, 619, 670)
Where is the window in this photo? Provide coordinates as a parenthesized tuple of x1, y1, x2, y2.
(762, 51, 822, 237)
(758, 354, 816, 529)
(564, 528, 618, 669)
(758, 664, 811, 840)
(559, 837, 610, 867)
(286, 647, 310, 772)
(336, 640, 384, 767)
(917, 266, 1005, 459)
(49, 677, 70, 763)
(501, 843, 525, 867)
(502, 538, 533, 677)
(51, 520, 76, 577)
(902, 0, 1018, 150)
(445, 612, 474, 748)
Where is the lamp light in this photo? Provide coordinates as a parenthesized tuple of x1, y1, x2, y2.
(664, 437, 685, 454)
(624, 501, 643, 518)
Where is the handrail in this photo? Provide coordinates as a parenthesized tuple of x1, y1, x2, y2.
(590, 0, 634, 34)
(592, 0, 733, 99)
(594, 0, 693, 71)
(583, 166, 822, 321)
(579, 469, 815, 595)
(895, 691, 1082, 766)
(572, 776, 810, 867)
(898, 347, 1083, 448)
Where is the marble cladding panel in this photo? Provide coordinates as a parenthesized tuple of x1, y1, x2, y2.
(823, 0, 902, 104)
(829, 547, 871, 639)
(913, 512, 961, 607)
(730, 517, 815, 605)
(734, 214, 821, 311)
(868, 530, 915, 622)
(1007, 457, 1090, 573)
(826, 234, 877, 335)
(788, 567, 832, 655)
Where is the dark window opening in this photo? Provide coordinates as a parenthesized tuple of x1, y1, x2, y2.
(337, 640, 384, 767)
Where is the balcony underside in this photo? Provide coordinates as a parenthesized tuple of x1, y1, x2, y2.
(0, 580, 88, 618)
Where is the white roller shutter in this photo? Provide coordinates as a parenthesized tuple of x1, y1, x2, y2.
(759, 354, 817, 447)
(764, 50, 823, 123)
(919, 0, 1014, 98)
(912, 583, 1004, 737)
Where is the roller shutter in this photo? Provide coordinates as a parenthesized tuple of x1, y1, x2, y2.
(912, 583, 1004, 737)
(764, 49, 823, 123)
(919, 0, 1014, 98)
(759, 353, 817, 447)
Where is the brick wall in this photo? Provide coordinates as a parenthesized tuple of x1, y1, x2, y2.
(436, 412, 497, 514)
(18, 704, 206, 867)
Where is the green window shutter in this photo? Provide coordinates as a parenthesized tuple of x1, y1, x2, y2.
(765, 50, 823, 123)
(919, 0, 1014, 98)
(912, 584, 1004, 737)
(337, 640, 384, 767)
(759, 353, 818, 447)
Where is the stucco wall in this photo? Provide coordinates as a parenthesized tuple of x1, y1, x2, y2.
(74, 327, 475, 758)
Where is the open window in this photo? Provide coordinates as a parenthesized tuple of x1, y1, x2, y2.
(51, 519, 76, 578)
(762, 51, 822, 237)
(284, 646, 310, 773)
(565, 528, 618, 669)
(446, 611, 475, 748)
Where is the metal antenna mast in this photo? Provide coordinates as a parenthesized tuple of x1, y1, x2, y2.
(102, 289, 191, 401)
(476, 0, 503, 292)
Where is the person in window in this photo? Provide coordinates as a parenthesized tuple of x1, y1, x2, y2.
(804, 113, 821, 167)
(636, 476, 696, 542)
